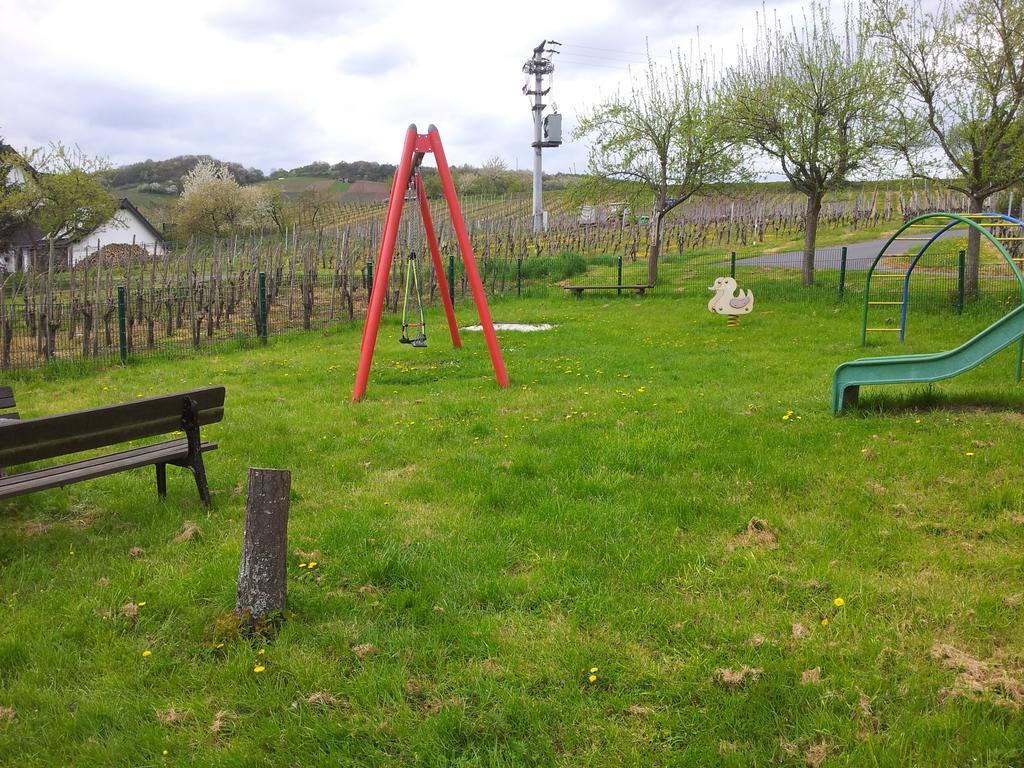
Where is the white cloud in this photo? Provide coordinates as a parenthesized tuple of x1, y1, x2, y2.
(0, 0, 805, 173)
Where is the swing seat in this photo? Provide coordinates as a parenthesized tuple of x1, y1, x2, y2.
(411, 335, 427, 348)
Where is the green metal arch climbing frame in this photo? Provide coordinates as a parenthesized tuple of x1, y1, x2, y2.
(861, 212, 1024, 346)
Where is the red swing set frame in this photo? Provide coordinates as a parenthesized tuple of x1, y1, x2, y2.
(352, 124, 509, 401)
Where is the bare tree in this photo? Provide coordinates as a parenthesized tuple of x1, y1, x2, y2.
(575, 48, 743, 285)
(724, 2, 895, 285)
(873, 0, 1024, 295)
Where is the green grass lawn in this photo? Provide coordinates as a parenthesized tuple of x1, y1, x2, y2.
(2, 288, 1024, 766)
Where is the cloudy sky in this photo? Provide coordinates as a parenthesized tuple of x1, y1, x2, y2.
(0, 0, 802, 174)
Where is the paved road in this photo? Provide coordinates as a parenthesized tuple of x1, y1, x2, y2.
(732, 228, 960, 271)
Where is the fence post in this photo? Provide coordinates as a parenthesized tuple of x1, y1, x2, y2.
(117, 286, 127, 362)
(366, 258, 374, 302)
(956, 250, 965, 315)
(516, 257, 522, 297)
(838, 246, 848, 300)
(617, 253, 623, 296)
(448, 252, 455, 306)
(730, 251, 736, 279)
(258, 271, 269, 343)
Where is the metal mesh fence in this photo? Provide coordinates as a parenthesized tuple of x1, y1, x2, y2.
(3, 235, 1022, 372)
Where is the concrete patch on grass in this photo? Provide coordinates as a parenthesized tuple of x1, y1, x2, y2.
(461, 323, 556, 332)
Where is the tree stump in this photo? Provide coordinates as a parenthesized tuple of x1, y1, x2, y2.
(236, 468, 291, 627)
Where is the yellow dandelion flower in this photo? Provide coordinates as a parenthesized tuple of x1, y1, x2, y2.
(590, 667, 598, 673)
(588, 674, 597, 683)
(253, 665, 266, 673)
(142, 650, 152, 657)
(820, 618, 829, 626)
(965, 451, 975, 457)
(782, 414, 790, 421)
(163, 749, 169, 756)
(258, 648, 266, 655)
(308, 561, 317, 568)
(299, 562, 307, 568)
(137, 601, 146, 607)
(833, 597, 845, 607)
(216, 643, 224, 649)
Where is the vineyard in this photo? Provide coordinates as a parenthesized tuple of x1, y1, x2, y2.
(1, 183, 1013, 372)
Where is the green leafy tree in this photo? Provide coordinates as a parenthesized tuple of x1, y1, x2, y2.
(34, 145, 117, 244)
(872, 0, 1024, 295)
(723, 1, 895, 285)
(575, 49, 743, 285)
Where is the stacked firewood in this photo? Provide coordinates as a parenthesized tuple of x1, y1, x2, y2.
(77, 243, 155, 268)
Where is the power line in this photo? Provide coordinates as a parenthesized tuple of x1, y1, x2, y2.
(560, 49, 645, 64)
(560, 58, 636, 71)
(563, 43, 646, 57)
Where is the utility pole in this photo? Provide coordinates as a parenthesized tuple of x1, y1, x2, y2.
(523, 40, 562, 233)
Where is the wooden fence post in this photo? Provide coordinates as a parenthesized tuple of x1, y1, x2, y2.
(236, 468, 291, 627)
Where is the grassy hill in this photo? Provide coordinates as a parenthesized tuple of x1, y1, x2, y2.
(259, 176, 351, 200)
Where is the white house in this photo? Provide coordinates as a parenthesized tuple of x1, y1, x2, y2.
(68, 198, 166, 264)
(0, 221, 42, 273)
(1, 142, 38, 273)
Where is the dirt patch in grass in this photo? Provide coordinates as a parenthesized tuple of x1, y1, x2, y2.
(404, 679, 445, 715)
(801, 667, 821, 684)
(307, 691, 348, 708)
(172, 521, 201, 543)
(857, 692, 882, 739)
(728, 518, 777, 551)
(19, 520, 54, 537)
(19, 505, 97, 537)
(715, 666, 762, 687)
(804, 742, 828, 767)
(351, 643, 377, 659)
(931, 642, 1024, 710)
(792, 623, 810, 640)
(625, 704, 654, 717)
(0, 706, 15, 722)
(210, 709, 233, 740)
(156, 707, 188, 725)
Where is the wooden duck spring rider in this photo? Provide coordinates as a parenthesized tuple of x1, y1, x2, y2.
(708, 276, 754, 326)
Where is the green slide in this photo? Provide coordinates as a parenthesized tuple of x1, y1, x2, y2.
(832, 303, 1024, 413)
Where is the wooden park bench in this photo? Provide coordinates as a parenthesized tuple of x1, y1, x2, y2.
(0, 386, 18, 421)
(563, 284, 648, 297)
(0, 386, 225, 505)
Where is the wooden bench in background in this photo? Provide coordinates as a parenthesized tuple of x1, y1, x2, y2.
(0, 386, 225, 505)
(0, 386, 18, 421)
(563, 284, 648, 297)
